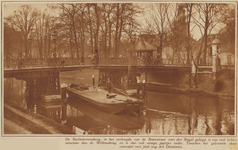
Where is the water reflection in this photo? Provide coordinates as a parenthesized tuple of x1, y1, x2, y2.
(4, 78, 235, 135)
(4, 78, 27, 109)
(66, 99, 145, 134)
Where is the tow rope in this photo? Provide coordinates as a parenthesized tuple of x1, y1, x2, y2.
(144, 106, 189, 117)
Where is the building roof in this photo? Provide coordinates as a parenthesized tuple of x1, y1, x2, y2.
(133, 38, 157, 52)
(212, 39, 221, 45)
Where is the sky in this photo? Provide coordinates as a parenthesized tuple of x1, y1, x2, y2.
(3, 3, 48, 17)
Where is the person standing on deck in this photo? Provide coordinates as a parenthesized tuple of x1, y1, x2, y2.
(106, 78, 113, 94)
(136, 76, 141, 96)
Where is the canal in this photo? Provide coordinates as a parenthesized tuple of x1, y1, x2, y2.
(4, 73, 235, 135)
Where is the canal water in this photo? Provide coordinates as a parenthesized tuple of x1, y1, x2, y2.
(4, 76, 235, 135)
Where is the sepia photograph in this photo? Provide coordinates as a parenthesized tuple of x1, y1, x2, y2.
(2, 1, 236, 137)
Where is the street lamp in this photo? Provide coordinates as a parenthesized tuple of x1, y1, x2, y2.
(52, 31, 57, 57)
(28, 35, 33, 67)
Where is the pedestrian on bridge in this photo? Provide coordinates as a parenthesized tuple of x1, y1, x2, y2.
(61, 57, 65, 67)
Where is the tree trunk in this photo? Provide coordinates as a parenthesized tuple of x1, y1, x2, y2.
(39, 19, 42, 58)
(95, 4, 99, 50)
(159, 34, 163, 59)
(103, 11, 107, 56)
(108, 22, 112, 56)
(118, 5, 125, 57)
(203, 5, 209, 65)
(24, 40, 28, 59)
(48, 33, 51, 58)
(73, 21, 79, 58)
(69, 26, 74, 61)
(81, 13, 84, 63)
(87, 5, 94, 54)
(114, 4, 120, 57)
(186, 4, 193, 66)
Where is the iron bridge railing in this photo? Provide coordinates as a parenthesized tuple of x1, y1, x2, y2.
(4, 57, 190, 70)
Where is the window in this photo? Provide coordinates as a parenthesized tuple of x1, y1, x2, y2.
(209, 47, 212, 56)
(227, 55, 232, 64)
(217, 46, 220, 54)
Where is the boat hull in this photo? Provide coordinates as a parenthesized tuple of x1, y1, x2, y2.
(66, 99, 145, 131)
(67, 87, 144, 115)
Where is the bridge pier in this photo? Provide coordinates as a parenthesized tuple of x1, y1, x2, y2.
(10, 70, 62, 110)
(25, 76, 60, 98)
(99, 68, 137, 90)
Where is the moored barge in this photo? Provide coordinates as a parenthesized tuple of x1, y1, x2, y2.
(67, 87, 144, 115)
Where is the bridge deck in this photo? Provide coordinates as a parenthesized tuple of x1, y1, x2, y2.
(4, 65, 190, 78)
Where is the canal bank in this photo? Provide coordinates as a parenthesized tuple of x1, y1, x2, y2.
(147, 71, 235, 99)
(59, 69, 234, 99)
(4, 102, 73, 134)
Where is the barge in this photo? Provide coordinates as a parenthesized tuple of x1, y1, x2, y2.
(67, 86, 144, 115)
(66, 99, 145, 132)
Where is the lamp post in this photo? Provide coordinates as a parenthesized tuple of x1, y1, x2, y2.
(52, 31, 57, 56)
(28, 35, 33, 66)
(131, 34, 136, 65)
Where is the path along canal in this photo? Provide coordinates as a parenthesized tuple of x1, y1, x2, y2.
(4, 76, 234, 135)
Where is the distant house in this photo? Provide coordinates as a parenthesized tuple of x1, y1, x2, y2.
(142, 4, 234, 67)
(191, 34, 217, 66)
(217, 27, 235, 65)
(219, 50, 235, 65)
(190, 29, 235, 66)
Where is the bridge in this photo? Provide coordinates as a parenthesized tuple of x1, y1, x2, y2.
(4, 57, 191, 101)
(4, 64, 190, 78)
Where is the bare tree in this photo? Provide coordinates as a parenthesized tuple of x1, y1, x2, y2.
(219, 4, 235, 52)
(145, 3, 170, 59)
(166, 4, 186, 64)
(184, 3, 194, 65)
(34, 10, 51, 58)
(193, 3, 223, 65)
(5, 5, 38, 58)
(4, 22, 22, 59)
(106, 4, 115, 56)
(94, 3, 100, 50)
(86, 4, 95, 54)
(56, 4, 82, 58)
(112, 3, 141, 57)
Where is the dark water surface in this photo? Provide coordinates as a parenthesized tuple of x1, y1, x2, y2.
(4, 78, 235, 135)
